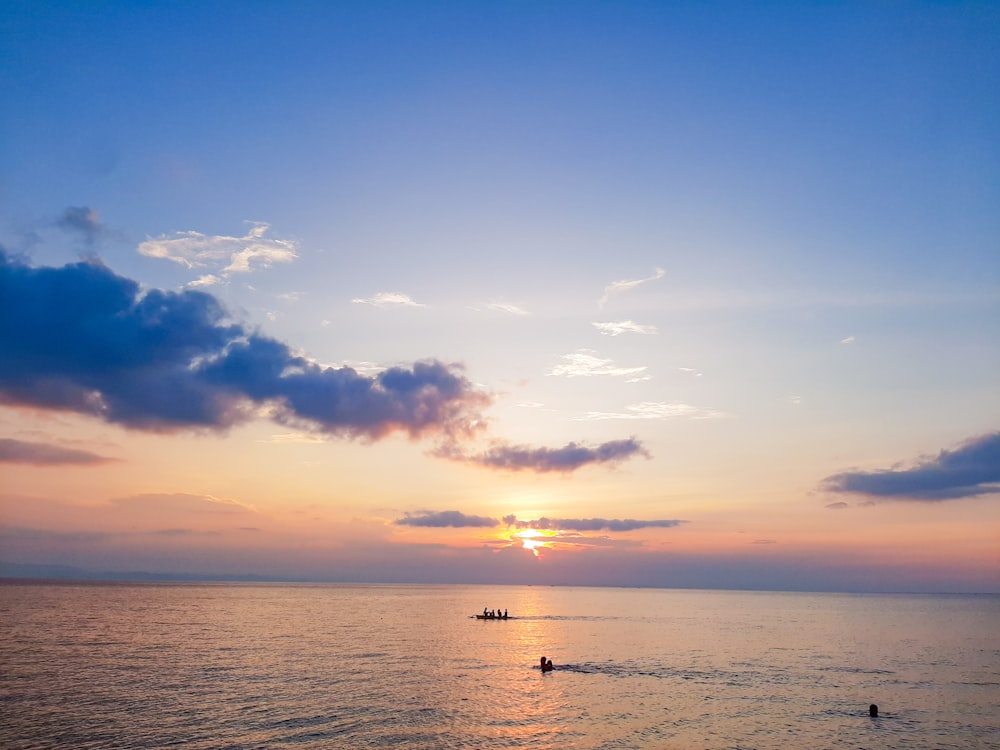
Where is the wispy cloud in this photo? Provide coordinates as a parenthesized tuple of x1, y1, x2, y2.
(186, 274, 223, 289)
(841, 335, 856, 344)
(481, 301, 529, 316)
(56, 206, 106, 246)
(577, 402, 729, 421)
(822, 432, 1000, 501)
(394, 510, 499, 528)
(0, 438, 114, 465)
(593, 320, 658, 336)
(598, 267, 665, 308)
(677, 367, 702, 377)
(138, 222, 297, 275)
(260, 432, 329, 444)
(438, 437, 649, 473)
(352, 292, 426, 307)
(548, 349, 648, 381)
(109, 492, 255, 515)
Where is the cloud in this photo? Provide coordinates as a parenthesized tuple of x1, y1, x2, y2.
(503, 515, 682, 531)
(56, 206, 105, 245)
(0, 251, 489, 440)
(593, 320, 658, 336)
(352, 292, 426, 307)
(186, 274, 223, 289)
(439, 437, 649, 473)
(0, 438, 114, 465)
(138, 222, 297, 275)
(394, 510, 499, 528)
(109, 492, 255, 517)
(482, 302, 529, 316)
(548, 349, 648, 380)
(825, 501, 849, 510)
(822, 432, 1000, 501)
(841, 336, 856, 344)
(577, 402, 729, 421)
(598, 267, 665, 308)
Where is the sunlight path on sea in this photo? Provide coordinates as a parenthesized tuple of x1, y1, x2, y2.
(1, 582, 997, 749)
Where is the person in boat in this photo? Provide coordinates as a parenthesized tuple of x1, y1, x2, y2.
(483, 606, 488, 617)
(540, 656, 553, 672)
(503, 609, 508, 619)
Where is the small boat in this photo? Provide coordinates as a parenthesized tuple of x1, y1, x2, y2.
(473, 613, 510, 620)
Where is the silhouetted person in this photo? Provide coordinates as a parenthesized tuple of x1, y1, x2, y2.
(540, 656, 553, 672)
(869, 704, 878, 717)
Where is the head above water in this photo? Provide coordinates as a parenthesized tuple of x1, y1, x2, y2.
(869, 704, 878, 717)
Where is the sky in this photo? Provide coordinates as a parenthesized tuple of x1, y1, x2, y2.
(1, 1, 998, 593)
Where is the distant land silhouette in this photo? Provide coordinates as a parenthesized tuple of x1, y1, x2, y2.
(0, 561, 284, 583)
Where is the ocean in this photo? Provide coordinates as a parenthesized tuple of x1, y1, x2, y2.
(1, 581, 997, 749)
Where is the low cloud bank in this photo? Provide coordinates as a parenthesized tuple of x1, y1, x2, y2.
(1, 250, 649, 473)
(392, 510, 684, 532)
(823, 432, 1000, 501)
(502, 515, 683, 531)
(0, 438, 113, 465)
(394, 510, 498, 528)
(0, 250, 488, 439)
(437, 438, 649, 472)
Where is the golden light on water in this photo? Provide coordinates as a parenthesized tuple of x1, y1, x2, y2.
(514, 528, 556, 557)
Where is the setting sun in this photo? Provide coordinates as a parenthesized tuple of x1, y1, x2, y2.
(514, 528, 556, 557)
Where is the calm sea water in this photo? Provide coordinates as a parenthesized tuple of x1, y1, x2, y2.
(0, 582, 997, 749)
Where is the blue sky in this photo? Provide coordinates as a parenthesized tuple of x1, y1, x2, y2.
(1, 1, 998, 591)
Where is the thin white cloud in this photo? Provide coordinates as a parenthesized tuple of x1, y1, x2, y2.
(841, 335, 856, 344)
(261, 432, 329, 444)
(138, 222, 297, 275)
(352, 292, 426, 308)
(598, 267, 665, 308)
(185, 274, 223, 289)
(483, 301, 530, 316)
(789, 395, 802, 405)
(593, 320, 658, 336)
(547, 350, 648, 380)
(277, 292, 304, 304)
(576, 401, 730, 421)
(677, 367, 703, 377)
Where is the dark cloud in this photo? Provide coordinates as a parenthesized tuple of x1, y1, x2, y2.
(0, 251, 490, 439)
(394, 510, 499, 528)
(823, 432, 1000, 501)
(502, 515, 683, 532)
(0, 438, 113, 465)
(440, 437, 649, 473)
(825, 501, 850, 510)
(56, 206, 105, 245)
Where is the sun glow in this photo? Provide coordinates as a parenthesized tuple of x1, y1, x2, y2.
(514, 528, 556, 557)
